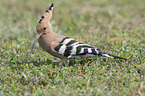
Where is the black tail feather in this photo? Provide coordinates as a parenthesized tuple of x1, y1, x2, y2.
(97, 50, 127, 60)
(108, 54, 127, 60)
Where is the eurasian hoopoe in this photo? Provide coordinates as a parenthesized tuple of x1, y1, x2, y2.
(30, 3, 127, 63)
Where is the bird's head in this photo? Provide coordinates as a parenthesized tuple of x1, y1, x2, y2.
(30, 3, 54, 54)
(36, 3, 53, 34)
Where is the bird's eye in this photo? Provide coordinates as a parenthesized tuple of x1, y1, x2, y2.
(44, 27, 46, 30)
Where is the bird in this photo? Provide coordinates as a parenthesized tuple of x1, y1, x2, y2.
(30, 3, 127, 64)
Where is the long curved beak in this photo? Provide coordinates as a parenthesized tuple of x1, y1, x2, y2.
(30, 33, 43, 54)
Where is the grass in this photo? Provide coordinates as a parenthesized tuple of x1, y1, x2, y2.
(0, 0, 145, 95)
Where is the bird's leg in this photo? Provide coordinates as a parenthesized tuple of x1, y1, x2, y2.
(80, 59, 85, 66)
(49, 59, 65, 68)
(68, 59, 76, 66)
(49, 59, 65, 63)
(49, 59, 74, 67)
(60, 59, 75, 66)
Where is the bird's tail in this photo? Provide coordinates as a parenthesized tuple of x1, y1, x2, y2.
(97, 49, 127, 60)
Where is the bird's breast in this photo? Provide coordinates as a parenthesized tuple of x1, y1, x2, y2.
(38, 35, 52, 52)
(38, 34, 66, 59)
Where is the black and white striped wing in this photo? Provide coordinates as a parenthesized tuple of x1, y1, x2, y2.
(54, 37, 100, 59)
(54, 37, 127, 60)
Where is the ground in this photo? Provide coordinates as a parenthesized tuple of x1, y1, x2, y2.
(0, 0, 145, 95)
